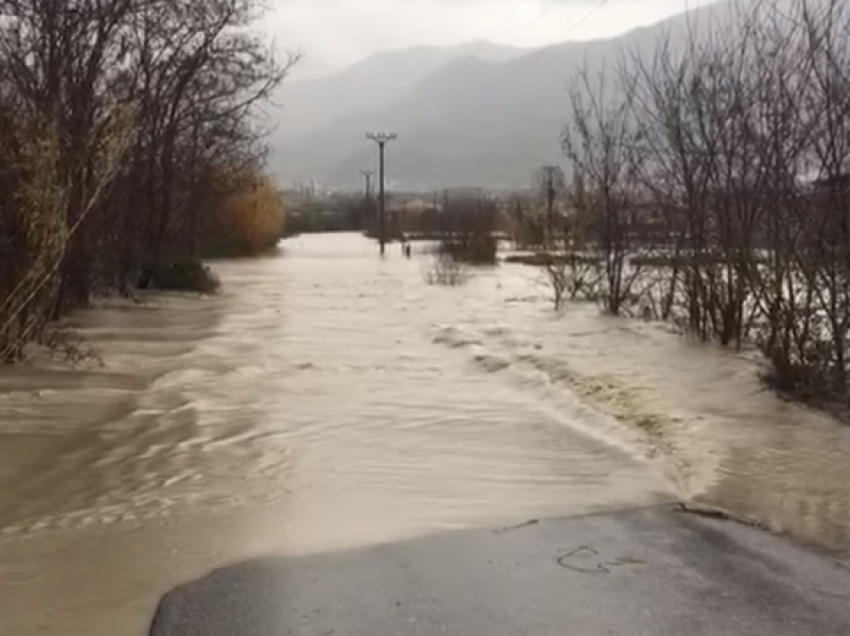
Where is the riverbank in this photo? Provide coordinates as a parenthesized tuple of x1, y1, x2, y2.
(546, 308, 850, 550)
(445, 262, 850, 552)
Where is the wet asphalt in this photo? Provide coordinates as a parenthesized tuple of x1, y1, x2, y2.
(149, 505, 850, 635)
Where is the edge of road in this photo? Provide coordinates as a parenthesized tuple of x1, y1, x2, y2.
(147, 501, 850, 636)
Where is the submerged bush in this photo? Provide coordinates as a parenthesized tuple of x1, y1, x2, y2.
(422, 252, 469, 286)
(140, 261, 221, 294)
(438, 236, 498, 265)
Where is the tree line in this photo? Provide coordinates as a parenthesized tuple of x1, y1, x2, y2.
(0, 0, 292, 362)
(517, 0, 850, 410)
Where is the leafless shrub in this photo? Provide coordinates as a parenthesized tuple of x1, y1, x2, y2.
(437, 192, 499, 264)
(539, 213, 601, 310)
(42, 327, 104, 367)
(421, 247, 469, 286)
(545, 252, 601, 310)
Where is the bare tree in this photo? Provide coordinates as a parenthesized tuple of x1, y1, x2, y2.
(599, 0, 850, 407)
(562, 67, 646, 315)
(0, 0, 296, 361)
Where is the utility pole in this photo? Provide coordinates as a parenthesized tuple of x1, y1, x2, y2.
(360, 169, 374, 229)
(540, 165, 559, 244)
(366, 132, 397, 255)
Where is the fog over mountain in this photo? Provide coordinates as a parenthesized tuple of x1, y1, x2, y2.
(268, 1, 744, 190)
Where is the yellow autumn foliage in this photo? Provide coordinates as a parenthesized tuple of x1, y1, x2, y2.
(206, 168, 285, 257)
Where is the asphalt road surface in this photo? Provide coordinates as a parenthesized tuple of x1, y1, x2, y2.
(149, 505, 850, 636)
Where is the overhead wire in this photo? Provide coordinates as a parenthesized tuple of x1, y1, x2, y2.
(453, 0, 625, 87)
(467, 0, 566, 59)
(524, 0, 563, 30)
(492, 0, 534, 31)
(511, 0, 615, 73)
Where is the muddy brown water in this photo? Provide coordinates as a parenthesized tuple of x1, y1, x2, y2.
(1, 233, 849, 635)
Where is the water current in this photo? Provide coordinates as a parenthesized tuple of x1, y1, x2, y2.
(1, 232, 849, 635)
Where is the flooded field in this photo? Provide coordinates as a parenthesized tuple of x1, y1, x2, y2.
(0, 233, 848, 635)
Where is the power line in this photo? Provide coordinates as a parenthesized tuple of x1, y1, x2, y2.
(467, 0, 627, 76)
(512, 0, 614, 73)
(467, 0, 564, 62)
(525, 0, 562, 31)
(492, 0, 533, 31)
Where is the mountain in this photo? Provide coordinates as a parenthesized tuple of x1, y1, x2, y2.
(271, 41, 528, 138)
(268, 1, 740, 190)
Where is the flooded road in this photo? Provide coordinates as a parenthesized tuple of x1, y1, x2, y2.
(0, 233, 849, 635)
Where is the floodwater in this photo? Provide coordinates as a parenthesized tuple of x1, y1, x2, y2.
(0, 232, 849, 635)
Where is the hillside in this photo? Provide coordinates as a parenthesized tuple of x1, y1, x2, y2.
(272, 41, 527, 138)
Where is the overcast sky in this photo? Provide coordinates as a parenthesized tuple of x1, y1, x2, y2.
(262, 0, 717, 77)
